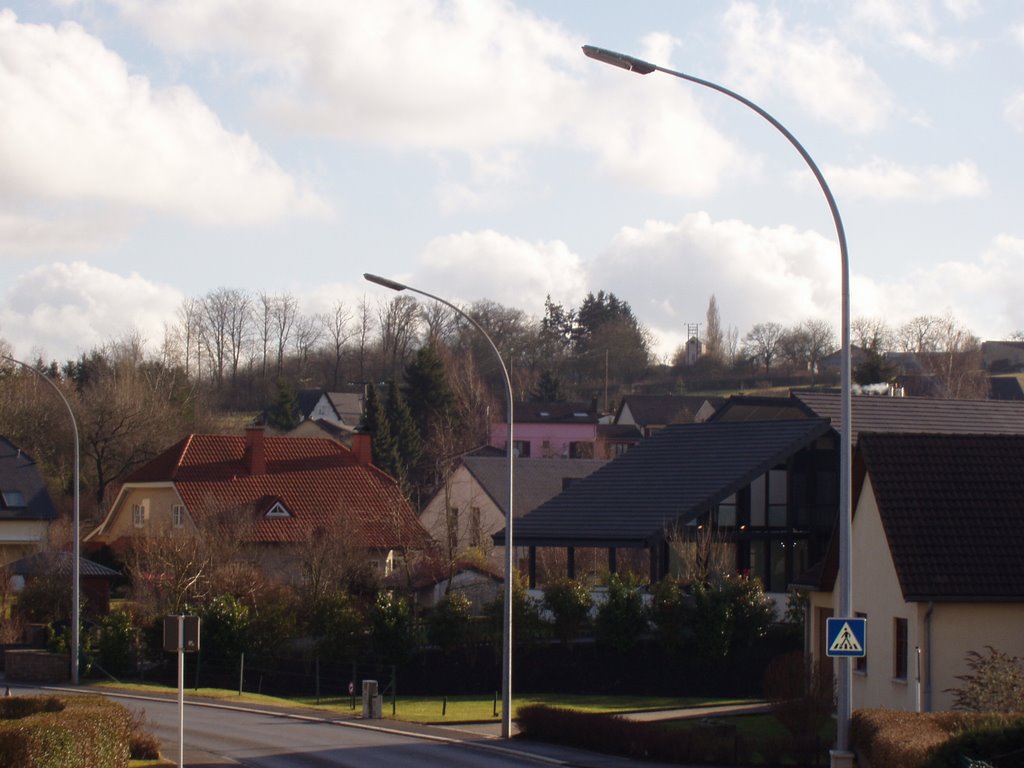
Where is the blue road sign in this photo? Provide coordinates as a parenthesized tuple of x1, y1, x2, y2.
(826, 617, 866, 657)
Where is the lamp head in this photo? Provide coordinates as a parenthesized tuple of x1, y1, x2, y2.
(582, 45, 656, 75)
(363, 273, 407, 292)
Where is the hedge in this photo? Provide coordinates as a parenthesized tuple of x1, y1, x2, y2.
(0, 695, 132, 768)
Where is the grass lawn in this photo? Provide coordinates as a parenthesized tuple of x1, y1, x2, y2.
(85, 680, 754, 724)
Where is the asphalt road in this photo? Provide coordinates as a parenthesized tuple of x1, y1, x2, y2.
(8, 683, 688, 768)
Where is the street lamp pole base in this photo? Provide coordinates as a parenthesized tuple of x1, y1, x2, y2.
(830, 749, 856, 767)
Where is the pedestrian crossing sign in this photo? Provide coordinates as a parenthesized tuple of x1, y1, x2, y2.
(826, 617, 866, 657)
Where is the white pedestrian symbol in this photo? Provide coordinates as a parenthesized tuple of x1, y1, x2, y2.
(829, 622, 863, 654)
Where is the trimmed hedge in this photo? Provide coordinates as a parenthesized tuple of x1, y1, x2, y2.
(516, 704, 748, 765)
(851, 709, 1024, 768)
(0, 695, 132, 768)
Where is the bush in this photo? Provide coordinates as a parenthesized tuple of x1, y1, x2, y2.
(949, 647, 1024, 713)
(0, 695, 131, 768)
(690, 574, 774, 661)
(594, 573, 647, 653)
(368, 592, 419, 664)
(310, 589, 365, 660)
(649, 578, 690, 652)
(542, 578, 592, 645)
(427, 592, 472, 653)
(199, 594, 251, 664)
(96, 610, 135, 676)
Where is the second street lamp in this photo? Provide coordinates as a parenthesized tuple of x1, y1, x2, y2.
(363, 273, 516, 739)
(582, 44, 853, 765)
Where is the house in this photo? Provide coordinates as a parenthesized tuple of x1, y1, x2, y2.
(802, 433, 1024, 713)
(86, 428, 429, 580)
(489, 401, 640, 460)
(419, 456, 607, 576)
(284, 417, 356, 447)
(506, 391, 1024, 597)
(0, 437, 59, 565)
(982, 340, 1024, 373)
(7, 550, 121, 617)
(614, 394, 722, 436)
(503, 418, 838, 596)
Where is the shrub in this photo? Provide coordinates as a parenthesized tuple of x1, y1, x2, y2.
(199, 594, 251, 664)
(949, 647, 1024, 713)
(368, 592, 419, 664)
(649, 577, 690, 652)
(690, 574, 774, 661)
(0, 695, 131, 768)
(310, 588, 365, 660)
(594, 573, 647, 653)
(927, 713, 1024, 768)
(96, 610, 135, 676)
(427, 592, 472, 653)
(483, 572, 543, 645)
(542, 578, 592, 645)
(851, 709, 976, 768)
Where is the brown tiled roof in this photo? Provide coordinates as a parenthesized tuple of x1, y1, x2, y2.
(857, 433, 1024, 601)
(124, 434, 427, 550)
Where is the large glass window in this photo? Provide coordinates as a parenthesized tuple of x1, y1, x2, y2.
(770, 539, 787, 592)
(512, 440, 531, 457)
(768, 469, 788, 527)
(750, 475, 766, 527)
(717, 493, 737, 527)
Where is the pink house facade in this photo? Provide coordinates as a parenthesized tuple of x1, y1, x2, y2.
(489, 401, 639, 460)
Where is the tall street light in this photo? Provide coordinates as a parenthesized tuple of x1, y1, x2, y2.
(582, 45, 853, 764)
(363, 273, 516, 739)
(2, 356, 82, 685)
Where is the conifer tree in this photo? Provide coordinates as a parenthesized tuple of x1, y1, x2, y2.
(386, 380, 423, 496)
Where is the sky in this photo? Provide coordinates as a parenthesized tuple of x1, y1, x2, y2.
(1, 0, 1023, 364)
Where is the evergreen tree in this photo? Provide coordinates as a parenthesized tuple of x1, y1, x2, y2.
(531, 370, 566, 402)
(386, 380, 423, 495)
(362, 384, 398, 475)
(402, 343, 454, 439)
(264, 380, 300, 430)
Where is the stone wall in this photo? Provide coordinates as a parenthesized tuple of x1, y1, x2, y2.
(4, 650, 69, 683)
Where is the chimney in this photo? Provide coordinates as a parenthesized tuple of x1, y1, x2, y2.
(245, 426, 266, 475)
(351, 431, 373, 466)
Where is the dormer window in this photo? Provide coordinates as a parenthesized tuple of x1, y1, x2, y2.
(265, 501, 291, 518)
(1, 490, 26, 508)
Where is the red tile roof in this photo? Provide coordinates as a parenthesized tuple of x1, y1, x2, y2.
(125, 433, 428, 550)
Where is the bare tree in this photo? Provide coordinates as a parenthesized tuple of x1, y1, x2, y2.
(273, 293, 299, 377)
(896, 315, 944, 354)
(744, 322, 785, 374)
(291, 312, 323, 380)
(377, 295, 420, 380)
(851, 317, 893, 352)
(174, 298, 205, 380)
(355, 296, 376, 385)
(705, 294, 724, 361)
(323, 300, 354, 389)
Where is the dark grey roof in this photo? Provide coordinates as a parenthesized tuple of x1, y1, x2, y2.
(463, 456, 607, 519)
(0, 437, 58, 521)
(502, 418, 832, 548)
(7, 550, 120, 579)
(794, 390, 1024, 443)
(297, 389, 339, 420)
(508, 402, 597, 424)
(815, 433, 1024, 602)
(616, 395, 722, 426)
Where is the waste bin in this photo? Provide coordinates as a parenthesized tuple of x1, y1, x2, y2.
(361, 679, 382, 719)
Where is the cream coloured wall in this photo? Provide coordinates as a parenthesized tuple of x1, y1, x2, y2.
(809, 475, 1024, 713)
(419, 465, 504, 568)
(91, 483, 190, 541)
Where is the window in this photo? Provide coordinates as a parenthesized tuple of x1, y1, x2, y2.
(750, 475, 766, 527)
(265, 502, 291, 518)
(1, 490, 26, 508)
(132, 503, 146, 528)
(893, 617, 908, 680)
(717, 493, 737, 527)
(768, 469, 788, 526)
(855, 612, 868, 673)
(172, 505, 186, 528)
(469, 507, 482, 548)
(512, 440, 531, 458)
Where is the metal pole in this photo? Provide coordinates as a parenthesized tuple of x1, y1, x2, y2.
(177, 616, 184, 768)
(363, 273, 515, 738)
(2, 356, 81, 686)
(581, 46, 853, 760)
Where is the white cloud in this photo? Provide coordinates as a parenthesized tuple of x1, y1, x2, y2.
(850, 0, 974, 65)
(0, 10, 326, 224)
(1005, 92, 1024, 132)
(110, 0, 583, 151)
(823, 158, 988, 201)
(0, 211, 130, 257)
(0, 262, 184, 360)
(722, 3, 893, 133)
(412, 229, 588, 315)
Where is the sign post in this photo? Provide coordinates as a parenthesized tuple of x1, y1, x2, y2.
(164, 616, 200, 768)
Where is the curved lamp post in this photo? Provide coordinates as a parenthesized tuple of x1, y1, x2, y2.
(363, 273, 516, 739)
(2, 356, 81, 685)
(582, 45, 853, 762)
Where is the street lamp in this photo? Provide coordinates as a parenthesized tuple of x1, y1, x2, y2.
(362, 273, 516, 739)
(582, 45, 853, 763)
(2, 356, 82, 685)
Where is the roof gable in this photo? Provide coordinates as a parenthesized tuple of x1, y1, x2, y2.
(0, 437, 58, 522)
